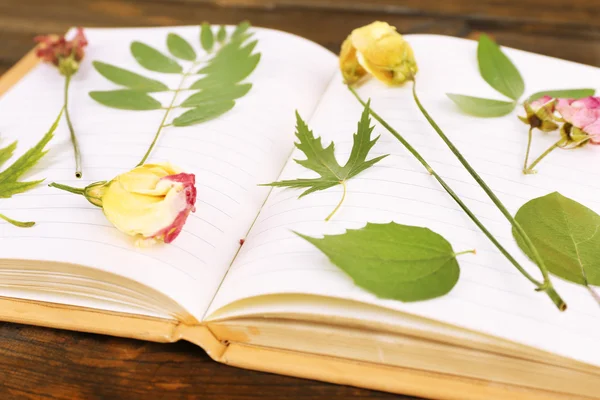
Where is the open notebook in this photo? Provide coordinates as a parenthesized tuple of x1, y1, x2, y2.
(0, 25, 599, 399)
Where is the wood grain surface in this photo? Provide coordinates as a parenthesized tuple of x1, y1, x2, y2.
(0, 0, 598, 399)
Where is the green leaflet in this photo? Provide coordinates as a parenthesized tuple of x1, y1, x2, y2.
(298, 222, 469, 301)
(167, 33, 196, 61)
(89, 90, 163, 110)
(477, 34, 524, 100)
(92, 62, 169, 92)
(527, 88, 596, 102)
(130, 41, 183, 73)
(513, 192, 600, 287)
(180, 84, 252, 107)
(231, 21, 251, 40)
(217, 25, 227, 43)
(446, 94, 516, 117)
(200, 23, 214, 52)
(172, 101, 236, 126)
(196, 40, 260, 82)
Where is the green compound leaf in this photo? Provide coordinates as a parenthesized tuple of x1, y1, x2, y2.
(166, 33, 196, 61)
(477, 34, 525, 100)
(200, 23, 214, 52)
(180, 84, 252, 107)
(172, 101, 236, 126)
(89, 90, 162, 110)
(514, 192, 600, 287)
(298, 222, 467, 301)
(92, 61, 169, 92)
(0, 109, 58, 201)
(217, 25, 227, 43)
(446, 94, 516, 117)
(527, 88, 596, 102)
(131, 41, 183, 73)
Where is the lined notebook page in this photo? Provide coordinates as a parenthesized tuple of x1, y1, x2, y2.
(209, 35, 600, 366)
(0, 26, 336, 320)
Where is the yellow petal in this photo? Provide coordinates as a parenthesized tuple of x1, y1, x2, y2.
(339, 36, 367, 84)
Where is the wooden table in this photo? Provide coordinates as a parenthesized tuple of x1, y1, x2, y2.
(0, 1, 598, 399)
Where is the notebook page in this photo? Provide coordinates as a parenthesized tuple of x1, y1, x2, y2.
(0, 26, 336, 320)
(208, 35, 600, 366)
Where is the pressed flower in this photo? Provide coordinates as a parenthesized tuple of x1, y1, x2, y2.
(556, 96, 600, 146)
(35, 28, 88, 178)
(519, 96, 559, 132)
(339, 21, 417, 85)
(50, 163, 197, 246)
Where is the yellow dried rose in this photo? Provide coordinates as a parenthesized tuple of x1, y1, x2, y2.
(340, 21, 418, 85)
(50, 163, 197, 246)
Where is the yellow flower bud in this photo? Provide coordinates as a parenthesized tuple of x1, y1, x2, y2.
(339, 21, 418, 85)
(99, 163, 197, 245)
(339, 36, 367, 85)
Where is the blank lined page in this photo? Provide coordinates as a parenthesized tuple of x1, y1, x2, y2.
(0, 26, 336, 320)
(209, 35, 600, 366)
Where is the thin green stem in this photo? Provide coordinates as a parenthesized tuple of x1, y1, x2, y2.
(348, 85, 566, 311)
(525, 139, 562, 173)
(586, 285, 600, 307)
(455, 249, 476, 256)
(64, 74, 82, 178)
(523, 127, 534, 174)
(325, 180, 347, 221)
(410, 82, 555, 284)
(136, 51, 216, 167)
(0, 213, 35, 228)
(48, 182, 85, 195)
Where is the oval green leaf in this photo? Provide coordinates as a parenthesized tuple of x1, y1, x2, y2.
(298, 222, 467, 302)
(527, 88, 596, 102)
(172, 100, 236, 126)
(180, 84, 252, 107)
(92, 61, 169, 92)
(167, 33, 196, 61)
(217, 25, 227, 43)
(477, 34, 525, 101)
(231, 21, 251, 40)
(447, 94, 516, 117)
(89, 90, 162, 110)
(130, 41, 183, 73)
(513, 192, 600, 286)
(200, 23, 214, 52)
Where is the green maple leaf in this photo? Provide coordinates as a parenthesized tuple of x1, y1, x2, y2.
(0, 110, 60, 227)
(264, 102, 388, 220)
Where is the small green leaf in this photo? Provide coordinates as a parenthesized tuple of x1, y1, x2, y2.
(477, 34, 525, 100)
(217, 25, 227, 43)
(200, 23, 214, 52)
(180, 84, 252, 107)
(92, 61, 169, 92)
(513, 192, 600, 286)
(527, 88, 596, 102)
(130, 41, 183, 73)
(0, 141, 18, 168)
(172, 101, 236, 126)
(89, 90, 162, 110)
(298, 222, 466, 301)
(447, 94, 516, 117)
(166, 33, 196, 61)
(231, 21, 251, 40)
(0, 213, 34, 227)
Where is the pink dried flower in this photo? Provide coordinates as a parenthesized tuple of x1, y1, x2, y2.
(556, 96, 600, 145)
(34, 28, 88, 75)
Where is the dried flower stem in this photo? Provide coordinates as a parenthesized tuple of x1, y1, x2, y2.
(525, 139, 562, 174)
(348, 84, 566, 311)
(523, 127, 534, 174)
(64, 74, 82, 178)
